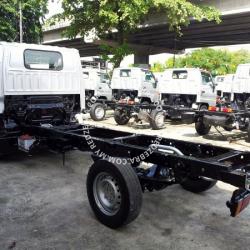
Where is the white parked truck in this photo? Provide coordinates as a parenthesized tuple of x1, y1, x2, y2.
(0, 42, 84, 127)
(158, 68, 217, 110)
(231, 64, 250, 108)
(215, 74, 235, 101)
(82, 67, 112, 107)
(111, 67, 159, 103)
(186, 64, 250, 138)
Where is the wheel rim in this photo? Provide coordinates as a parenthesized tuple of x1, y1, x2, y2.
(93, 172, 121, 216)
(155, 112, 164, 127)
(95, 106, 105, 119)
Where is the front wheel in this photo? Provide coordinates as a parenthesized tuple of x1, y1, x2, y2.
(199, 104, 208, 111)
(195, 118, 211, 135)
(87, 160, 142, 228)
(90, 103, 106, 121)
(149, 109, 165, 130)
(180, 176, 217, 193)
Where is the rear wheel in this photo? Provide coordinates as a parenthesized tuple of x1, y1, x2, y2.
(223, 126, 233, 132)
(114, 108, 130, 125)
(149, 109, 165, 130)
(195, 118, 211, 135)
(90, 103, 106, 121)
(180, 176, 217, 193)
(87, 160, 142, 228)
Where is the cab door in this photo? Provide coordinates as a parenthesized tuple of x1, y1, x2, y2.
(200, 72, 216, 106)
(140, 70, 160, 103)
(95, 72, 112, 100)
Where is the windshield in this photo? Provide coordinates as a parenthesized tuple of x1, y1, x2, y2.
(99, 72, 110, 83)
(201, 72, 213, 85)
(143, 70, 156, 83)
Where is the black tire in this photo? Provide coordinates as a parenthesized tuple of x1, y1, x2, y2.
(114, 108, 130, 125)
(149, 109, 165, 130)
(195, 118, 211, 135)
(199, 104, 208, 111)
(86, 159, 142, 228)
(180, 177, 217, 193)
(223, 126, 233, 132)
(90, 103, 106, 121)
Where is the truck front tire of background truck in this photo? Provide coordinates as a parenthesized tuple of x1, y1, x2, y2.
(86, 160, 142, 228)
(199, 104, 208, 111)
(90, 103, 106, 121)
(114, 108, 130, 125)
(149, 109, 165, 130)
(195, 117, 211, 135)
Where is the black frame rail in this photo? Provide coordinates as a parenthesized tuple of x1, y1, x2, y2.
(23, 123, 250, 191)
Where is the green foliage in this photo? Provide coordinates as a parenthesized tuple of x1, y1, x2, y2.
(151, 62, 165, 72)
(165, 48, 250, 76)
(100, 43, 133, 68)
(59, 0, 221, 67)
(0, 1, 17, 41)
(0, 0, 48, 43)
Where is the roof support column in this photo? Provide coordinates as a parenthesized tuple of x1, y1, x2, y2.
(134, 53, 149, 66)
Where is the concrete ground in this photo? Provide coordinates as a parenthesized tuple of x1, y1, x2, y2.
(0, 114, 250, 250)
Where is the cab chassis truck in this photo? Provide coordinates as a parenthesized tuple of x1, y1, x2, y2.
(182, 105, 250, 141)
(184, 64, 250, 140)
(104, 68, 217, 130)
(1, 43, 250, 229)
(110, 102, 192, 130)
(4, 122, 250, 228)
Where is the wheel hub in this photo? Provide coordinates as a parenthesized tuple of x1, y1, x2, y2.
(155, 113, 164, 127)
(93, 172, 121, 216)
(95, 107, 105, 119)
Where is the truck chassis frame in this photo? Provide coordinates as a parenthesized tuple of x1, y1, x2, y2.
(110, 103, 192, 129)
(1, 122, 250, 228)
(183, 108, 250, 141)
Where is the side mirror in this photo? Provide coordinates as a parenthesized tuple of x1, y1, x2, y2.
(153, 80, 158, 89)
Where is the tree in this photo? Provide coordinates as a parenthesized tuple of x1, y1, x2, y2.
(0, 0, 48, 43)
(165, 48, 250, 76)
(58, 0, 220, 67)
(151, 62, 165, 72)
(0, 1, 17, 41)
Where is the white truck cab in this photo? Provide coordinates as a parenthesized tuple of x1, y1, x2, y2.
(215, 74, 235, 101)
(158, 68, 216, 109)
(111, 67, 159, 103)
(82, 67, 112, 106)
(0, 42, 84, 126)
(233, 64, 250, 95)
(229, 64, 250, 108)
